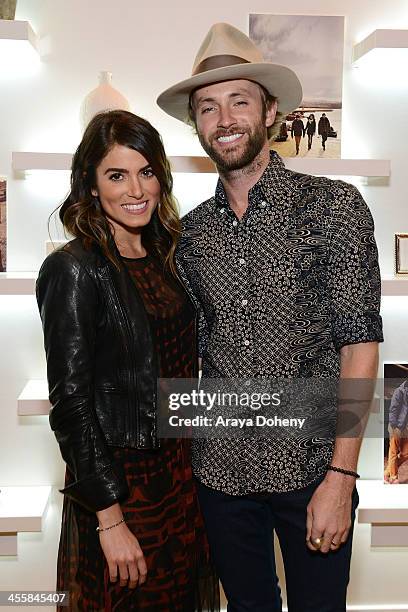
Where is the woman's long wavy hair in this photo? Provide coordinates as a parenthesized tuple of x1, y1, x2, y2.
(59, 110, 180, 275)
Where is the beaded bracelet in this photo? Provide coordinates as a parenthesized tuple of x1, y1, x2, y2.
(96, 517, 125, 532)
(327, 465, 360, 479)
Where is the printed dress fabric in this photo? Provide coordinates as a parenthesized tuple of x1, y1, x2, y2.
(56, 253, 219, 612)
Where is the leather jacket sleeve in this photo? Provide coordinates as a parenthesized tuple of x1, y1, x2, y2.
(36, 249, 129, 512)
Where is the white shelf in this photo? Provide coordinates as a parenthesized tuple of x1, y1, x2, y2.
(12, 152, 72, 171)
(0, 19, 39, 52)
(12, 151, 390, 177)
(0, 486, 51, 556)
(284, 157, 390, 177)
(18, 380, 49, 415)
(1, 275, 407, 297)
(382, 275, 408, 296)
(358, 480, 408, 546)
(0, 272, 37, 295)
(353, 29, 408, 64)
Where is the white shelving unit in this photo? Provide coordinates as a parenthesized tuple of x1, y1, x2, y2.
(357, 480, 408, 546)
(0, 19, 39, 53)
(18, 380, 49, 415)
(353, 29, 408, 64)
(381, 275, 408, 296)
(0, 486, 51, 555)
(0, 272, 37, 295)
(12, 151, 391, 177)
(2, 273, 407, 297)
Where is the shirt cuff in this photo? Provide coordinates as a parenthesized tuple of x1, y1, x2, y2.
(331, 311, 384, 352)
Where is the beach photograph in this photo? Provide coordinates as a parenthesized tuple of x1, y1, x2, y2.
(249, 14, 344, 158)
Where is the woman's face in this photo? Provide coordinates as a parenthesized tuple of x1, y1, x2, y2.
(92, 144, 161, 237)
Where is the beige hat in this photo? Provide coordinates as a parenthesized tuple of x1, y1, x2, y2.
(157, 22, 303, 123)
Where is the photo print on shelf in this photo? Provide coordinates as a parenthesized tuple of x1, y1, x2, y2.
(0, 178, 6, 272)
(249, 14, 344, 159)
(383, 362, 408, 485)
(395, 233, 408, 275)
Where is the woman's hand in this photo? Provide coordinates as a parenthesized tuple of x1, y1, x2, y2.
(96, 504, 147, 588)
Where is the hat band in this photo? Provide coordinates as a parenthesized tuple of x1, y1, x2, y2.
(192, 54, 250, 76)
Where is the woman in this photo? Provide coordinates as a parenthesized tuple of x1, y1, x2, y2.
(36, 110, 219, 611)
(305, 114, 316, 150)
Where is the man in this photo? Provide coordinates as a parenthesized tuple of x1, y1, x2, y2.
(157, 23, 383, 612)
(318, 112, 331, 151)
(291, 113, 305, 155)
(385, 380, 408, 483)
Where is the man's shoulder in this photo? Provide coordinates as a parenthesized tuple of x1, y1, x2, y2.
(286, 167, 362, 206)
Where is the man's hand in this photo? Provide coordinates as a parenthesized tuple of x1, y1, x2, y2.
(306, 472, 354, 554)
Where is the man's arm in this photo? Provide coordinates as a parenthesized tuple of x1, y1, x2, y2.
(306, 341, 378, 553)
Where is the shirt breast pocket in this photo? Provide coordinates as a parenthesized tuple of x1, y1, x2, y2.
(286, 227, 328, 274)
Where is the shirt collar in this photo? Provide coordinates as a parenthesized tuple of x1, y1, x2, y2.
(214, 150, 294, 210)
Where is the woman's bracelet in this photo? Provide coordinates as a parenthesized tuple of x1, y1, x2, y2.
(96, 517, 125, 532)
(327, 465, 360, 479)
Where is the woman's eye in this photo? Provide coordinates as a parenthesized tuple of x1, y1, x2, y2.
(142, 167, 154, 177)
(109, 172, 123, 181)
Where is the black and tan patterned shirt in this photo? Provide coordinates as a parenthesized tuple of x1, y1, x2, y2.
(176, 151, 383, 495)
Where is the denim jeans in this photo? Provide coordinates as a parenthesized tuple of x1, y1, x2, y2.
(197, 476, 359, 612)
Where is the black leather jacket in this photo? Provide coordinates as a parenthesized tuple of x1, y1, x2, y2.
(36, 238, 193, 512)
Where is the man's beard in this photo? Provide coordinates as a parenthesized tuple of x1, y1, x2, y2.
(198, 121, 268, 172)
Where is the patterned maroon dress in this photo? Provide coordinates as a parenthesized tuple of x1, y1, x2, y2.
(56, 254, 219, 611)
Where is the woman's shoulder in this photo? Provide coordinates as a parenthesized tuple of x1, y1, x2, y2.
(38, 238, 105, 286)
(42, 238, 102, 270)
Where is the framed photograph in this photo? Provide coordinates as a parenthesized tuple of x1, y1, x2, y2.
(395, 233, 408, 275)
(0, 178, 6, 272)
(383, 362, 408, 485)
(249, 14, 344, 159)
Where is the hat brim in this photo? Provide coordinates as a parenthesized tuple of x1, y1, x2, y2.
(157, 62, 303, 123)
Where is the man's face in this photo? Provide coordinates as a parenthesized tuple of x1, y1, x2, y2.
(192, 79, 277, 172)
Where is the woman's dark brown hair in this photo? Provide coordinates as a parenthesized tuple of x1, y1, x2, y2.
(59, 110, 180, 275)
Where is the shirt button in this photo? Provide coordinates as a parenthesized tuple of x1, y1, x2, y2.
(241, 299, 248, 306)
(239, 258, 246, 265)
(232, 220, 238, 227)
(244, 340, 250, 346)
(261, 201, 267, 207)
(220, 208, 225, 213)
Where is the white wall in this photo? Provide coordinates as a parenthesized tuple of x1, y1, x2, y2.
(1, 0, 407, 609)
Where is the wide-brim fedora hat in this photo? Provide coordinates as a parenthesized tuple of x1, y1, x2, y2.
(157, 22, 303, 123)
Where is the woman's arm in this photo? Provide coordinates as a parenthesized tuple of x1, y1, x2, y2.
(36, 249, 129, 512)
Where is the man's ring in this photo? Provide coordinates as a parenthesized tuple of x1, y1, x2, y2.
(311, 537, 322, 549)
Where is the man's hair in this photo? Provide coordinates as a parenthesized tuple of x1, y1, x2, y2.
(188, 81, 282, 140)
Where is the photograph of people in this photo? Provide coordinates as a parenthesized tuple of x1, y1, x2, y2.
(384, 363, 408, 485)
(318, 112, 331, 151)
(305, 114, 316, 150)
(291, 113, 305, 155)
(36, 110, 219, 611)
(157, 22, 383, 612)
